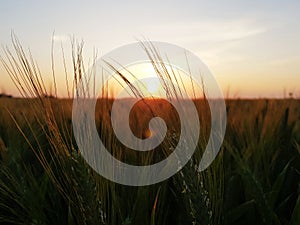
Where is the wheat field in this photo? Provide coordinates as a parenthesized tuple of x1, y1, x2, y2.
(0, 37, 299, 225)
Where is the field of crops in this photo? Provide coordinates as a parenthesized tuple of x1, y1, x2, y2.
(0, 97, 299, 225)
(0, 37, 299, 225)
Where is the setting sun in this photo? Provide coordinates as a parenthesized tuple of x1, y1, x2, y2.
(107, 62, 204, 99)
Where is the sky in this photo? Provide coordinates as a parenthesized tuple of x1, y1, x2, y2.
(0, 0, 299, 98)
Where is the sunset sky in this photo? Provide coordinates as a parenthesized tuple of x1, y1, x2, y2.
(0, 0, 299, 98)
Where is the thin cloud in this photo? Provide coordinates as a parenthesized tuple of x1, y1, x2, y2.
(52, 34, 69, 43)
(150, 18, 268, 44)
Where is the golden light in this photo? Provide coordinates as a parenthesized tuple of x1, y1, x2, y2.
(109, 62, 203, 98)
